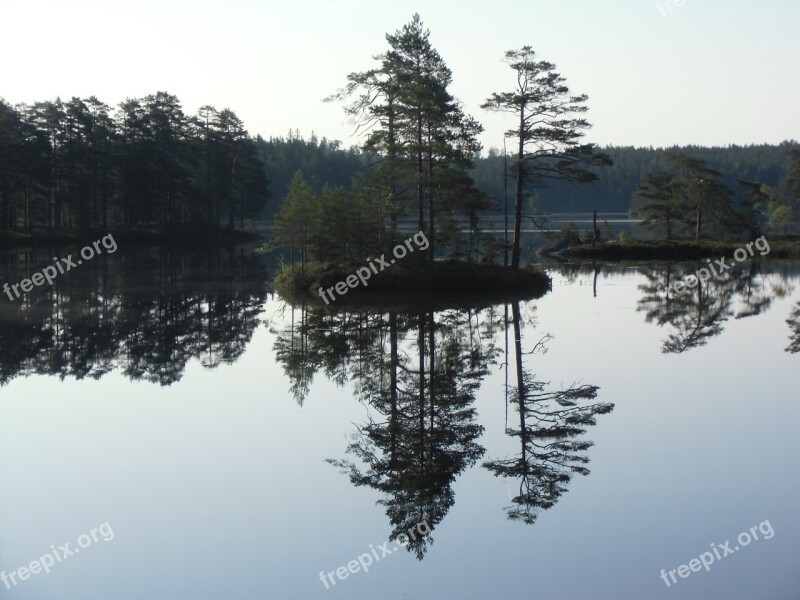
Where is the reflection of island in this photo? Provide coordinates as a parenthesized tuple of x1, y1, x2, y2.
(482, 302, 613, 524)
(272, 296, 614, 554)
(323, 307, 500, 558)
(788, 302, 800, 354)
(0, 247, 269, 386)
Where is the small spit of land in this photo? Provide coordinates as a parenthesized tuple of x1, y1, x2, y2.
(553, 237, 800, 260)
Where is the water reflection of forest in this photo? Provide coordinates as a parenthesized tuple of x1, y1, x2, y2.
(3, 253, 798, 390)
(2, 247, 618, 559)
(6, 249, 798, 560)
(0, 246, 269, 385)
(552, 261, 800, 354)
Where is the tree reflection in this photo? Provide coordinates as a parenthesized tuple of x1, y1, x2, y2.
(0, 246, 268, 386)
(637, 262, 774, 354)
(482, 302, 613, 524)
(322, 305, 502, 558)
(788, 301, 800, 354)
(733, 262, 773, 319)
(271, 294, 616, 549)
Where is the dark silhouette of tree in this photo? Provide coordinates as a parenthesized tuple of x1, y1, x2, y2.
(0, 247, 268, 386)
(0, 93, 268, 234)
(787, 301, 800, 354)
(269, 301, 327, 405)
(636, 262, 774, 353)
(784, 149, 800, 213)
(482, 46, 611, 269)
(329, 14, 485, 283)
(638, 268, 732, 353)
(471, 142, 797, 216)
(254, 133, 365, 221)
(663, 152, 735, 240)
(731, 262, 773, 319)
(317, 304, 503, 558)
(482, 302, 613, 524)
(734, 178, 770, 238)
(635, 171, 678, 239)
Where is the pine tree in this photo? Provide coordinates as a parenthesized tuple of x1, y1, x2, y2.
(664, 152, 733, 240)
(482, 46, 610, 269)
(273, 170, 316, 276)
(635, 171, 678, 239)
(329, 14, 484, 285)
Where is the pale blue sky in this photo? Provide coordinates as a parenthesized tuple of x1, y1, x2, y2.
(1, 0, 798, 150)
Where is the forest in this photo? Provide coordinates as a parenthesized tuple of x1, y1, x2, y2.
(0, 93, 268, 233)
(252, 137, 799, 222)
(1, 15, 797, 246)
(472, 142, 799, 216)
(253, 137, 799, 222)
(2, 97, 797, 239)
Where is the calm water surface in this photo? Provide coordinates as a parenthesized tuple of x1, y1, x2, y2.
(1, 247, 798, 599)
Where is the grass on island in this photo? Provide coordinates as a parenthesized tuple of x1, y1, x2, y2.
(273, 259, 551, 309)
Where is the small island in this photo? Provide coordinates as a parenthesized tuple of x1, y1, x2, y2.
(259, 16, 615, 305)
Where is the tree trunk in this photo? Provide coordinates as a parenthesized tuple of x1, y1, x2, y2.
(512, 301, 527, 469)
(512, 105, 525, 270)
(695, 183, 702, 241)
(389, 312, 399, 470)
(428, 310, 435, 431)
(387, 97, 398, 230)
(418, 312, 426, 465)
(417, 111, 424, 234)
(666, 210, 671, 240)
(427, 141, 434, 291)
(504, 140, 509, 267)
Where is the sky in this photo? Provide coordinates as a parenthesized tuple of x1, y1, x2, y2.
(1, 0, 798, 152)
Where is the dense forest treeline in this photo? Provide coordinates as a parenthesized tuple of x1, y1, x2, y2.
(256, 137, 799, 219)
(254, 130, 364, 217)
(473, 142, 800, 215)
(2, 98, 796, 235)
(0, 93, 269, 232)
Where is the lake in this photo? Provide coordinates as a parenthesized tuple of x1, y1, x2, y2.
(1, 246, 798, 599)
